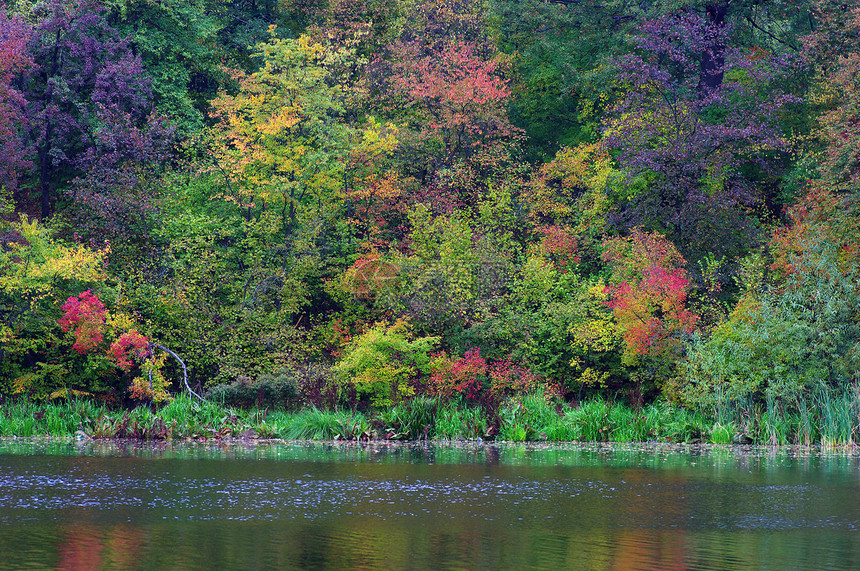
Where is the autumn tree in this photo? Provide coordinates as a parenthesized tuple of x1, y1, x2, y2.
(604, 10, 800, 262)
(0, 216, 107, 397)
(0, 8, 32, 211)
(374, 0, 521, 209)
(23, 0, 156, 219)
(603, 229, 699, 397)
(769, 2, 860, 278)
(69, 108, 174, 255)
(208, 33, 356, 241)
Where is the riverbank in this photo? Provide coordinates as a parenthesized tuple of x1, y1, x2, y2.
(2, 394, 857, 446)
(3, 437, 860, 466)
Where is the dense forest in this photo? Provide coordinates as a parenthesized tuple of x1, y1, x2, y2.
(1, 0, 859, 441)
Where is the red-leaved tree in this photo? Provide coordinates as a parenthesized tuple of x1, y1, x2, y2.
(602, 230, 699, 362)
(58, 290, 107, 354)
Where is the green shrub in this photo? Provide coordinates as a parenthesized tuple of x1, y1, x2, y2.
(680, 238, 860, 417)
(206, 370, 300, 409)
(333, 320, 439, 408)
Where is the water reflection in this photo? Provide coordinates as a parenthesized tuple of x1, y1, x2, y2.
(2, 440, 860, 569)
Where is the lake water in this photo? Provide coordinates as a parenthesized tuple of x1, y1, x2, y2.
(1, 439, 860, 570)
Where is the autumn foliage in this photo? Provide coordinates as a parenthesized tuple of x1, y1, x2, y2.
(3, 0, 860, 429)
(59, 291, 107, 354)
(602, 231, 698, 360)
(109, 331, 150, 372)
(429, 348, 543, 402)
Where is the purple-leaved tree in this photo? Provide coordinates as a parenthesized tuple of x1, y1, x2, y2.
(605, 9, 799, 262)
(25, 0, 156, 219)
(0, 8, 32, 207)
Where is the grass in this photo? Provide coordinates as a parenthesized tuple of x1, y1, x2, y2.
(2, 390, 859, 445)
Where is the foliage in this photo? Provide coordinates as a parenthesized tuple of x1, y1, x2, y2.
(58, 290, 107, 354)
(604, 10, 799, 261)
(602, 229, 698, 399)
(525, 143, 620, 255)
(333, 320, 439, 408)
(107, 0, 221, 137)
(487, 0, 647, 158)
(388, 38, 516, 165)
(0, 0, 855, 438)
(373, 0, 521, 206)
(429, 348, 487, 401)
(0, 216, 108, 397)
(603, 230, 698, 355)
(374, 202, 521, 349)
(206, 370, 301, 410)
(207, 32, 356, 239)
(680, 236, 860, 416)
(22, 0, 157, 218)
(108, 330, 149, 372)
(0, 8, 32, 204)
(429, 348, 543, 404)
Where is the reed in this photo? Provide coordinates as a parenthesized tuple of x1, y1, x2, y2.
(434, 403, 488, 440)
(379, 396, 439, 440)
(3, 389, 859, 445)
(273, 408, 370, 440)
(815, 388, 859, 447)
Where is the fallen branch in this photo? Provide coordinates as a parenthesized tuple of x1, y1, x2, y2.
(152, 343, 204, 401)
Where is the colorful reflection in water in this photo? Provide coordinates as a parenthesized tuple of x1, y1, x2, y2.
(1, 440, 860, 570)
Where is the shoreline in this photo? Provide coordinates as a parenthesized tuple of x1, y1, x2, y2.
(3, 435, 860, 457)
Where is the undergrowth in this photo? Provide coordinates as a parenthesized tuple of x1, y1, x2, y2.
(1, 392, 857, 445)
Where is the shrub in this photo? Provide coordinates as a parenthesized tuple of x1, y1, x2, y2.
(680, 236, 860, 416)
(207, 370, 300, 409)
(333, 320, 439, 408)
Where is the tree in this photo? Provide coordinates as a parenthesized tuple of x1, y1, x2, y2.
(487, 0, 648, 157)
(389, 39, 516, 167)
(207, 33, 355, 241)
(69, 107, 174, 256)
(488, 0, 813, 159)
(374, 0, 521, 208)
(0, 216, 108, 397)
(769, 2, 860, 279)
(0, 8, 32, 210)
(106, 0, 222, 137)
(603, 229, 699, 397)
(605, 10, 799, 262)
(681, 237, 860, 417)
(24, 0, 155, 219)
(804, 2, 860, 197)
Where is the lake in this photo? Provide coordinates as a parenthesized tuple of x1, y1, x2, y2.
(1, 439, 859, 569)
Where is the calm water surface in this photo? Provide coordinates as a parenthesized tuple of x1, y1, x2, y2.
(1, 439, 860, 570)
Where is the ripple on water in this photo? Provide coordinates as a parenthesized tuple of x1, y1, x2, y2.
(2, 448, 860, 570)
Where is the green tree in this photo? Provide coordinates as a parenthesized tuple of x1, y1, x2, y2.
(107, 0, 222, 137)
(681, 236, 860, 414)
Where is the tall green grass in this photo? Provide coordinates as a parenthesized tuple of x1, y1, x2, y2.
(0, 399, 109, 437)
(495, 395, 711, 443)
(2, 389, 859, 445)
(434, 403, 488, 439)
(815, 388, 859, 447)
(269, 408, 371, 440)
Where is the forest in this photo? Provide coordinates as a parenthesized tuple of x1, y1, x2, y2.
(1, 0, 859, 443)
